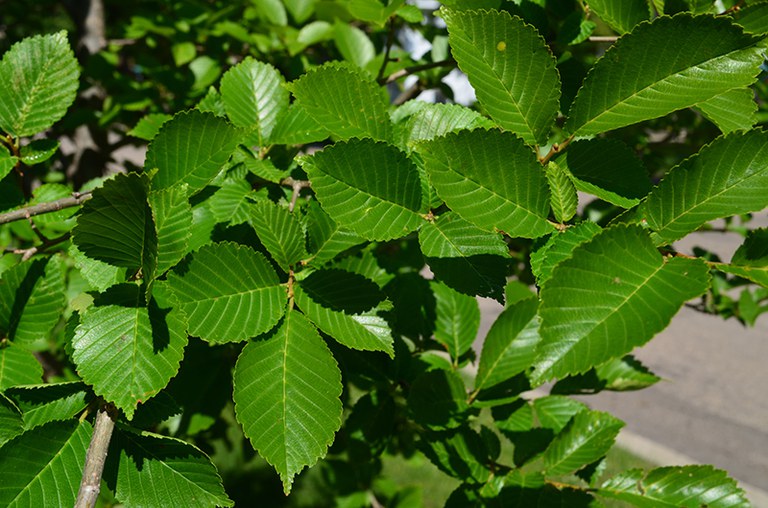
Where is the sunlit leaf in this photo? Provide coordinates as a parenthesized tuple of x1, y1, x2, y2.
(233, 310, 342, 494)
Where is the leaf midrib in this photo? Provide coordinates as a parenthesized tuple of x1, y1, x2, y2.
(450, 26, 533, 141)
(542, 257, 665, 374)
(574, 45, 760, 134)
(650, 156, 768, 239)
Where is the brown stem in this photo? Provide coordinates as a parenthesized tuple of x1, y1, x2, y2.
(0, 191, 92, 226)
(588, 35, 619, 43)
(381, 58, 455, 85)
(281, 177, 311, 213)
(376, 18, 398, 83)
(393, 82, 424, 106)
(75, 404, 116, 508)
(539, 135, 574, 165)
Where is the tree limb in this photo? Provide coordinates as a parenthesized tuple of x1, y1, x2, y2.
(75, 404, 116, 508)
(0, 191, 92, 226)
(380, 58, 455, 85)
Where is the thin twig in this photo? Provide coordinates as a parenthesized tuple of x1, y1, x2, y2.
(281, 177, 311, 213)
(6, 233, 71, 261)
(75, 403, 116, 508)
(393, 82, 424, 106)
(588, 35, 619, 42)
(381, 58, 455, 84)
(0, 191, 92, 226)
(539, 135, 574, 165)
(376, 18, 398, 83)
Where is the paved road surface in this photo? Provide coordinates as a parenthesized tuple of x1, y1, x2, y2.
(477, 226, 768, 503)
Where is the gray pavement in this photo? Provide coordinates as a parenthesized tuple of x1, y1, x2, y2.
(476, 225, 768, 506)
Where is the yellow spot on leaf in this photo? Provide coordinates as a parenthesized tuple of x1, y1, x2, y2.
(497, 41, 506, 51)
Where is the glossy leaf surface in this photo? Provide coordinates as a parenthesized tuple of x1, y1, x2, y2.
(534, 225, 709, 382)
(220, 57, 288, 145)
(0, 31, 79, 137)
(442, 8, 560, 145)
(418, 129, 554, 238)
(106, 426, 233, 507)
(0, 420, 91, 507)
(147, 110, 241, 194)
(288, 63, 392, 141)
(566, 15, 764, 136)
(301, 139, 424, 241)
(641, 130, 768, 244)
(233, 311, 343, 494)
(168, 242, 285, 343)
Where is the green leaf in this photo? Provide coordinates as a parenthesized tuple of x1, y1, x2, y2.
(233, 146, 289, 183)
(0, 256, 65, 345)
(716, 228, 768, 287)
(733, 2, 768, 34)
(196, 86, 227, 116)
(147, 110, 241, 195)
(0, 420, 91, 507)
(598, 465, 751, 507)
(171, 41, 196, 67)
(401, 103, 496, 145)
(105, 426, 233, 507)
(447, 483, 595, 507)
(334, 21, 375, 68)
(19, 139, 58, 166)
(432, 280, 480, 361)
(285, 0, 316, 23)
(233, 310, 343, 494)
(250, 200, 307, 270)
(419, 213, 510, 300)
(441, 8, 561, 145)
(27, 184, 76, 224)
(127, 113, 172, 141)
(640, 130, 768, 244)
(0, 345, 42, 389)
(566, 14, 765, 136)
(305, 200, 364, 267)
(72, 286, 187, 419)
(408, 370, 470, 430)
(5, 382, 90, 430)
(73, 173, 157, 283)
(557, 11, 597, 46)
(542, 409, 624, 476)
(167, 242, 285, 343)
(530, 221, 603, 286)
(269, 103, 329, 145)
(419, 212, 509, 258)
(696, 88, 757, 133)
(0, 147, 17, 180)
(475, 298, 540, 391)
(208, 179, 255, 225)
(534, 225, 709, 382)
(586, 0, 651, 34)
(417, 129, 555, 238)
(0, 393, 23, 446)
(288, 63, 393, 141)
(559, 138, 652, 208)
(534, 396, 590, 433)
(294, 270, 394, 357)
(220, 57, 288, 145)
(553, 355, 661, 394)
(0, 31, 79, 137)
(69, 243, 126, 293)
(252, 0, 288, 25)
(149, 185, 193, 274)
(545, 161, 577, 223)
(420, 428, 492, 484)
(301, 138, 424, 241)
